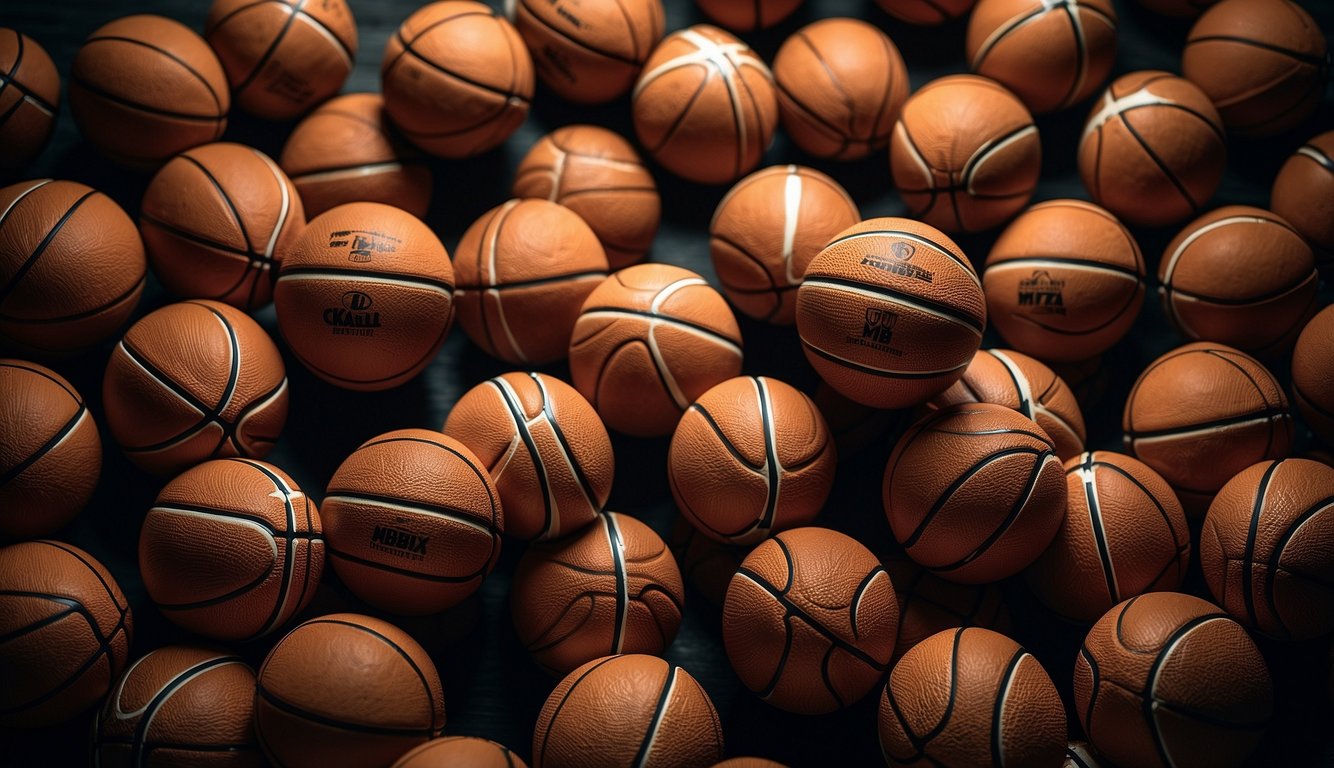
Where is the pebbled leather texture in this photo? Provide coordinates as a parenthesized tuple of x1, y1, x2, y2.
(513, 0, 663, 105)
(1292, 304, 1334, 445)
(0, 30, 59, 170)
(883, 554, 1012, 665)
(393, 734, 530, 768)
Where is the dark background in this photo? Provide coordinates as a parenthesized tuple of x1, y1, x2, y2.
(2, 0, 1333, 765)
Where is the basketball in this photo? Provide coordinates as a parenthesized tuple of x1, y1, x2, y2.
(0, 30, 58, 169)
(1027, 451, 1190, 623)
(1183, 0, 1328, 137)
(875, 0, 976, 25)
(1074, 593, 1272, 768)
(443, 372, 612, 542)
(533, 654, 723, 768)
(274, 201, 454, 391)
(722, 527, 897, 714)
(967, 0, 1117, 114)
(1293, 305, 1334, 445)
(0, 179, 146, 356)
(69, 15, 228, 166)
(983, 199, 1146, 361)
(94, 646, 258, 766)
(393, 736, 527, 768)
(381, 1, 533, 158)
(669, 376, 836, 545)
(795, 217, 986, 409)
(696, 0, 802, 30)
(1078, 71, 1226, 227)
(928, 348, 1087, 461)
(103, 300, 288, 476)
(0, 359, 100, 539)
(885, 403, 1066, 583)
(511, 511, 683, 675)
(0, 540, 131, 728)
(141, 142, 305, 311)
(322, 429, 502, 614)
(711, 165, 861, 324)
(1123, 342, 1293, 511)
(568, 264, 743, 437)
(772, 18, 909, 160)
(878, 628, 1066, 767)
(512, 0, 664, 104)
(1272, 130, 1334, 262)
(1201, 458, 1334, 640)
(280, 92, 432, 220)
(255, 613, 445, 768)
(139, 458, 322, 640)
(890, 75, 1039, 234)
(884, 555, 1011, 664)
(632, 25, 777, 185)
(453, 199, 608, 364)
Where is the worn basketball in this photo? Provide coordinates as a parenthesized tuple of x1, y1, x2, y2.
(141, 142, 305, 310)
(1079, 71, 1226, 227)
(280, 93, 432, 220)
(696, 0, 802, 30)
(884, 555, 1011, 664)
(711, 165, 861, 324)
(1074, 593, 1272, 768)
(512, 511, 683, 675)
(1027, 451, 1190, 623)
(983, 199, 1146, 361)
(0, 30, 58, 169)
(1293, 305, 1334, 445)
(569, 264, 743, 437)
(885, 403, 1066, 583)
(1272, 130, 1334, 261)
(879, 628, 1066, 767)
(772, 18, 909, 160)
(513, 0, 664, 104)
(723, 527, 897, 714)
(454, 199, 608, 364)
(796, 217, 986, 409)
(381, 1, 533, 158)
(256, 613, 445, 768)
(0, 360, 100, 539)
(323, 429, 502, 615)
(670, 376, 835, 545)
(69, 15, 228, 166)
(94, 646, 260, 767)
(533, 654, 722, 768)
(1123, 342, 1293, 511)
(274, 202, 454, 391)
(0, 540, 131, 728)
(0, 179, 146, 356)
(103, 300, 288, 476)
(632, 25, 777, 185)
(876, 0, 977, 25)
(393, 736, 528, 768)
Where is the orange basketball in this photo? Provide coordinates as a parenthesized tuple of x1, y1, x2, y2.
(94, 646, 258, 766)
(1079, 71, 1226, 227)
(444, 372, 612, 542)
(0, 360, 101, 539)
(1074, 593, 1272, 768)
(139, 458, 323, 641)
(669, 376, 836, 545)
(0, 540, 131, 728)
(772, 18, 909, 160)
(696, 0, 803, 30)
(1272, 130, 1334, 261)
(69, 15, 228, 166)
(393, 736, 528, 768)
(875, 0, 977, 25)
(890, 74, 1039, 234)
(454, 199, 608, 364)
(102, 300, 288, 476)
(0, 30, 58, 169)
(722, 527, 897, 714)
(983, 199, 1146, 361)
(632, 25, 777, 185)
(711, 165, 861, 324)
(885, 403, 1066, 583)
(513, 0, 664, 104)
(0, 179, 146, 356)
(533, 654, 723, 768)
(511, 511, 683, 675)
(381, 1, 534, 158)
(141, 142, 305, 311)
(878, 628, 1066, 767)
(280, 93, 433, 220)
(1293, 305, 1334, 445)
(884, 556, 1011, 664)
(256, 613, 445, 768)
(568, 264, 743, 437)
(322, 429, 502, 615)
(796, 217, 986, 409)
(274, 202, 454, 391)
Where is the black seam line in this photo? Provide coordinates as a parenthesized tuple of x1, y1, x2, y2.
(0, 180, 50, 233)
(0, 405, 86, 485)
(935, 450, 1056, 572)
(1125, 408, 1288, 440)
(848, 566, 889, 642)
(205, 0, 278, 33)
(1166, 271, 1315, 306)
(69, 74, 222, 122)
(539, 655, 622, 766)
(524, 595, 598, 654)
(396, 32, 527, 103)
(710, 231, 778, 290)
(177, 155, 261, 258)
(0, 613, 123, 717)
(459, 269, 606, 293)
(1119, 112, 1199, 213)
(361, 439, 499, 530)
(823, 228, 972, 276)
(690, 403, 762, 470)
(476, 199, 514, 357)
(326, 546, 487, 582)
(903, 448, 1043, 548)
(604, 512, 629, 654)
(141, 213, 268, 262)
(1188, 34, 1327, 66)
(397, 98, 515, 141)
(774, 79, 851, 141)
(1141, 613, 1236, 765)
(647, 68, 711, 154)
(1150, 697, 1270, 729)
(129, 656, 239, 765)
(1005, 282, 1141, 336)
(0, 88, 27, 129)
(0, 73, 57, 118)
(1204, 348, 1285, 459)
(947, 185, 967, 233)
(990, 649, 1026, 768)
(0, 274, 145, 325)
(517, 1, 638, 65)
(735, 566, 888, 669)
(0, 29, 24, 106)
(0, 190, 97, 306)
(1237, 68, 1326, 133)
(728, 47, 760, 182)
(386, 9, 496, 72)
(1083, 452, 1120, 604)
(234, 458, 302, 636)
(757, 378, 780, 532)
(756, 612, 795, 699)
(234, 0, 306, 93)
(488, 378, 553, 536)
(986, 255, 1142, 278)
(0, 597, 76, 644)
(289, 157, 426, 180)
(896, 123, 941, 220)
(631, 663, 675, 767)
(990, 349, 1033, 418)
(800, 339, 967, 380)
(532, 373, 603, 512)
(44, 540, 128, 613)
(1078, 643, 1100, 738)
(1264, 491, 1334, 640)
(775, 534, 796, 591)
(153, 564, 274, 611)
(81, 36, 223, 115)
(961, 122, 1037, 189)
(883, 667, 922, 757)
(277, 266, 455, 293)
(150, 498, 324, 540)
(227, 377, 289, 449)
(197, 300, 242, 425)
(1242, 461, 1280, 631)
(579, 306, 740, 346)
(322, 490, 491, 528)
(256, 686, 435, 737)
(1058, 3, 1087, 109)
(919, 627, 965, 744)
(818, 643, 846, 710)
(1086, 460, 1184, 554)
(802, 275, 984, 332)
(1117, 100, 1227, 142)
(896, 185, 1031, 200)
(793, 29, 854, 139)
(926, 425, 1053, 443)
